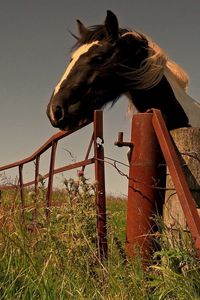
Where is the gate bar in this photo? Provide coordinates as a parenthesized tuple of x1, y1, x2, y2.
(81, 133, 94, 173)
(94, 110, 107, 260)
(34, 156, 40, 197)
(33, 155, 40, 224)
(152, 109, 200, 257)
(126, 112, 165, 259)
(46, 141, 57, 218)
(19, 164, 25, 219)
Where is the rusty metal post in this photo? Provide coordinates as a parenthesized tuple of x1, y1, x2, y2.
(126, 113, 164, 260)
(33, 155, 40, 225)
(94, 110, 107, 260)
(34, 156, 40, 197)
(46, 141, 57, 218)
(152, 109, 200, 258)
(19, 164, 25, 220)
(81, 133, 94, 173)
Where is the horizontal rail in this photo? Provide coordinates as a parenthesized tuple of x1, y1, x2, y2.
(25, 158, 94, 187)
(0, 110, 106, 262)
(0, 155, 94, 190)
(0, 121, 91, 172)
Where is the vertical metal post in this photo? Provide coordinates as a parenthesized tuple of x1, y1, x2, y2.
(94, 110, 107, 260)
(35, 156, 40, 197)
(152, 109, 200, 257)
(33, 155, 40, 226)
(81, 133, 94, 173)
(126, 113, 164, 260)
(19, 164, 25, 220)
(46, 141, 57, 218)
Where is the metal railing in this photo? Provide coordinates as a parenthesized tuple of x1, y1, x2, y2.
(122, 109, 200, 260)
(1, 108, 199, 260)
(152, 109, 200, 258)
(0, 110, 107, 259)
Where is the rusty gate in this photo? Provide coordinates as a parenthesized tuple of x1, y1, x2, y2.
(0, 110, 107, 260)
(120, 109, 200, 260)
(1, 108, 200, 261)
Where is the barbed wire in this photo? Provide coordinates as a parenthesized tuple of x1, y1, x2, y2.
(95, 156, 174, 191)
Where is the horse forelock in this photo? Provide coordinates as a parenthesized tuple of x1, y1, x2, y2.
(74, 25, 128, 48)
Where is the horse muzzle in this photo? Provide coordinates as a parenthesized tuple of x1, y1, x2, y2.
(46, 102, 65, 127)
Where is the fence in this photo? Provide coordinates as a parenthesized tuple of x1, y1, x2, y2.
(0, 110, 107, 259)
(120, 109, 200, 260)
(0, 108, 200, 261)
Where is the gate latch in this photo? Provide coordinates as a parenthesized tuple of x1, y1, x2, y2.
(114, 132, 133, 162)
(114, 132, 133, 148)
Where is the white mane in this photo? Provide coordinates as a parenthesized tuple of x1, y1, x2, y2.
(122, 31, 189, 91)
(124, 31, 196, 119)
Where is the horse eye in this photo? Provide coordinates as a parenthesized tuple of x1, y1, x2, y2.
(91, 55, 104, 64)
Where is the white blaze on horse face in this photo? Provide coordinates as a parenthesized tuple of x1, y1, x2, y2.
(53, 41, 100, 96)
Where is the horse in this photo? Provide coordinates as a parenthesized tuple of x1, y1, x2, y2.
(47, 10, 200, 131)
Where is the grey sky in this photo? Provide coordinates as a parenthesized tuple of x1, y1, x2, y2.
(0, 1, 200, 195)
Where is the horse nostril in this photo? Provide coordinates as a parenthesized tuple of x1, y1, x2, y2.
(54, 105, 64, 122)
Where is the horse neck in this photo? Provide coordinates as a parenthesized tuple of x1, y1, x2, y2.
(127, 75, 189, 130)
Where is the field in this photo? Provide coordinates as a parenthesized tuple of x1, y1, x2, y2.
(0, 175, 200, 299)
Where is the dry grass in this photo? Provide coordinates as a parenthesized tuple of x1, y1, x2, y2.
(0, 176, 200, 299)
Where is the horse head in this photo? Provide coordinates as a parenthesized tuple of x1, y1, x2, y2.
(47, 10, 200, 130)
(47, 10, 148, 130)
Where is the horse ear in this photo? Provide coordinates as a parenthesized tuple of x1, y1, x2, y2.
(105, 10, 119, 41)
(76, 19, 90, 38)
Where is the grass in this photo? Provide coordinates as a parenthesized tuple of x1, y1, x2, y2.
(0, 174, 200, 299)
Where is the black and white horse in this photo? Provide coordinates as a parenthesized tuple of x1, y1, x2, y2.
(47, 10, 200, 131)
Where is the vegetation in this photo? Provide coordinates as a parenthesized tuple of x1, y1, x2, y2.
(0, 174, 200, 299)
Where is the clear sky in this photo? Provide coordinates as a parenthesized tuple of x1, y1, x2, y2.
(0, 0, 200, 196)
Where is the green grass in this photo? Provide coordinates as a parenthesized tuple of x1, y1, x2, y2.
(0, 176, 200, 299)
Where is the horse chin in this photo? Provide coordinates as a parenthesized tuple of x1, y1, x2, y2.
(78, 118, 89, 127)
(57, 117, 91, 132)
(60, 126, 70, 132)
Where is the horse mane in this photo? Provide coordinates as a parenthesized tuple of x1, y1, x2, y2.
(121, 31, 189, 91)
(73, 25, 189, 91)
(72, 22, 189, 92)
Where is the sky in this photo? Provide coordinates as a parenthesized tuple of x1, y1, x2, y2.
(0, 0, 200, 196)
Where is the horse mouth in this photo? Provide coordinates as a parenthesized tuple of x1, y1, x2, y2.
(47, 102, 94, 131)
(58, 117, 93, 132)
(47, 112, 91, 131)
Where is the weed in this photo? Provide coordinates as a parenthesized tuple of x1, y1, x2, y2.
(0, 174, 200, 299)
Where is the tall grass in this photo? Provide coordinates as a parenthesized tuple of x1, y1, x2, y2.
(0, 174, 200, 299)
